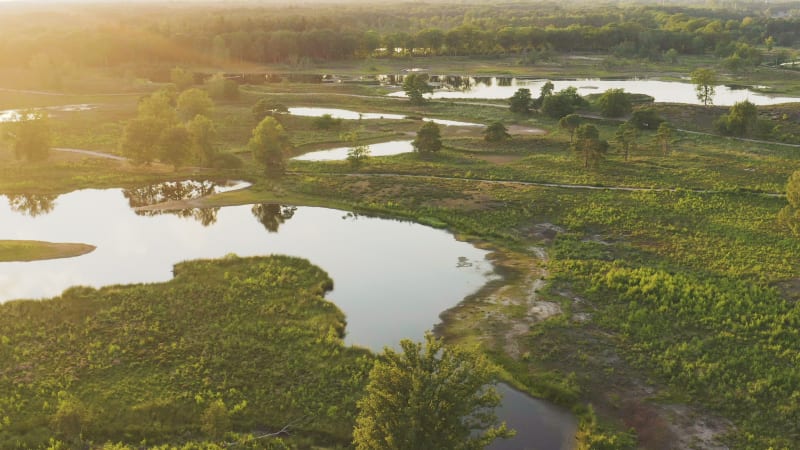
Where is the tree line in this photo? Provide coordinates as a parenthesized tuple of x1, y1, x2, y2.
(1, 2, 799, 74)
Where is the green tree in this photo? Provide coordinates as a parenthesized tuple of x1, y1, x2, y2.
(313, 114, 342, 130)
(597, 88, 632, 118)
(655, 122, 673, 156)
(629, 108, 663, 130)
(402, 74, 433, 105)
(137, 89, 177, 125)
(573, 123, 607, 168)
(7, 110, 51, 162)
(614, 122, 638, 161)
(177, 88, 214, 121)
(483, 121, 510, 142)
(201, 399, 230, 441)
(206, 73, 239, 100)
(778, 170, 800, 235)
(187, 114, 217, 166)
(508, 88, 532, 114)
(541, 87, 586, 119)
(249, 116, 292, 175)
(353, 333, 513, 449)
(342, 130, 370, 168)
(170, 66, 195, 91)
(119, 116, 163, 165)
(412, 121, 442, 154)
(51, 392, 90, 444)
(716, 100, 758, 137)
(558, 114, 583, 143)
(158, 125, 192, 170)
(690, 68, 717, 106)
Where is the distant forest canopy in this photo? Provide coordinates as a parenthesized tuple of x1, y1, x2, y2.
(1, 1, 799, 70)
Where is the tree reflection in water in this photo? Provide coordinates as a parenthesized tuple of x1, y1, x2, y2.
(251, 204, 297, 233)
(6, 193, 57, 217)
(123, 180, 222, 226)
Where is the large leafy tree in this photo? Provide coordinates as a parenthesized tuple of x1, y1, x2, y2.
(7, 110, 51, 162)
(249, 116, 292, 174)
(509, 88, 532, 114)
(176, 88, 214, 121)
(412, 121, 442, 154)
(779, 170, 800, 235)
(158, 125, 192, 170)
(716, 100, 759, 137)
(402, 74, 434, 105)
(596, 88, 631, 118)
(353, 333, 513, 450)
(187, 114, 217, 166)
(483, 121, 510, 142)
(119, 116, 163, 165)
(690, 68, 717, 106)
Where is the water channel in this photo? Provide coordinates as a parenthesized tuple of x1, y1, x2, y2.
(294, 139, 414, 161)
(288, 106, 483, 127)
(384, 75, 800, 106)
(0, 181, 576, 449)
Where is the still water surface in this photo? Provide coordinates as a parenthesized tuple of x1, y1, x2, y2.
(294, 140, 414, 161)
(0, 183, 576, 449)
(288, 106, 482, 127)
(385, 75, 800, 105)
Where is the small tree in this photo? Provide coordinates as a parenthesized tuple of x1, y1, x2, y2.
(177, 88, 214, 121)
(483, 121, 510, 142)
(716, 100, 758, 137)
(313, 114, 342, 130)
(508, 88, 532, 114)
(402, 73, 433, 105)
(690, 68, 717, 106)
(353, 333, 513, 449)
(655, 122, 673, 156)
(206, 73, 239, 100)
(541, 87, 586, 119)
(8, 110, 51, 162)
(614, 122, 638, 161)
(629, 108, 664, 130)
(342, 130, 370, 167)
(573, 123, 607, 168)
(596, 88, 632, 118)
(249, 116, 292, 175)
(201, 399, 231, 441)
(412, 121, 442, 154)
(558, 114, 583, 143)
(778, 170, 800, 235)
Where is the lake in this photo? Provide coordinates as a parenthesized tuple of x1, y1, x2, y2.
(384, 75, 800, 106)
(0, 181, 576, 449)
(288, 106, 483, 127)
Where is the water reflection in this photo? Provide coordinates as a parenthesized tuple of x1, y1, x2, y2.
(383, 75, 800, 105)
(288, 107, 481, 127)
(6, 193, 57, 217)
(293, 140, 414, 161)
(122, 180, 249, 226)
(251, 204, 297, 233)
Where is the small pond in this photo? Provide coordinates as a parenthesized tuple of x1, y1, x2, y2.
(384, 75, 800, 106)
(288, 106, 482, 127)
(293, 139, 414, 161)
(0, 181, 576, 449)
(0, 104, 96, 123)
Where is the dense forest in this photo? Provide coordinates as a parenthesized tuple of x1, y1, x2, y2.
(1, 1, 800, 73)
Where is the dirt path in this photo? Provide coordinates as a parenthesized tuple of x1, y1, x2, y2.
(53, 148, 128, 161)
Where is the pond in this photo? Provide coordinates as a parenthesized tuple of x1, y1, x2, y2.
(293, 139, 414, 161)
(0, 104, 95, 122)
(0, 181, 576, 449)
(288, 106, 483, 127)
(384, 75, 800, 106)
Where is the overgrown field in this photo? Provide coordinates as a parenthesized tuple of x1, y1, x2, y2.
(0, 256, 373, 448)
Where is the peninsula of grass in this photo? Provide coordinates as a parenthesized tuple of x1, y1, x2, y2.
(0, 255, 372, 448)
(0, 240, 95, 262)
